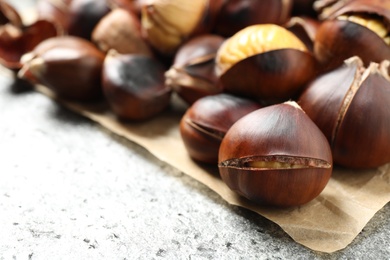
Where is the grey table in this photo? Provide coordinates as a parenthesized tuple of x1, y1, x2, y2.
(1, 1, 390, 259)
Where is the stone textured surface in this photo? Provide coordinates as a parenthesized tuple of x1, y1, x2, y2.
(1, 1, 390, 259)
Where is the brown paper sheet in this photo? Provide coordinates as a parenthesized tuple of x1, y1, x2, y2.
(32, 84, 390, 253)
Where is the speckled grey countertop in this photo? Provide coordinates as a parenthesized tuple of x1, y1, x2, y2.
(1, 1, 390, 259)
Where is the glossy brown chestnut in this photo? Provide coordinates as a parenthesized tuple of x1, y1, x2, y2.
(102, 51, 172, 120)
(214, 0, 293, 37)
(18, 36, 105, 101)
(314, 0, 390, 71)
(92, 8, 152, 56)
(180, 93, 261, 164)
(66, 0, 111, 40)
(218, 101, 333, 207)
(140, 0, 224, 55)
(0, 20, 59, 70)
(216, 24, 318, 105)
(299, 57, 390, 169)
(165, 34, 225, 105)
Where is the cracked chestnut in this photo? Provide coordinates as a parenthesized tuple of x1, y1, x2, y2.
(218, 101, 332, 207)
(216, 24, 318, 105)
(299, 56, 390, 169)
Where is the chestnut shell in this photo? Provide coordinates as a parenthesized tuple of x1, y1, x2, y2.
(102, 52, 172, 120)
(314, 19, 390, 71)
(219, 49, 318, 105)
(180, 93, 261, 164)
(299, 57, 390, 169)
(218, 102, 332, 207)
(218, 104, 332, 207)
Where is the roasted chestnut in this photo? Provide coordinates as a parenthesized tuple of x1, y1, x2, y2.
(299, 56, 390, 169)
(18, 36, 105, 101)
(165, 34, 225, 105)
(0, 20, 59, 70)
(314, 0, 390, 71)
(180, 93, 262, 164)
(66, 0, 111, 40)
(218, 101, 333, 207)
(92, 8, 152, 56)
(284, 16, 321, 52)
(214, 0, 293, 37)
(102, 50, 172, 120)
(140, 0, 223, 55)
(216, 24, 318, 105)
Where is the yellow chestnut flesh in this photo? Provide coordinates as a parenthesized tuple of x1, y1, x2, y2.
(216, 24, 308, 76)
(337, 14, 390, 44)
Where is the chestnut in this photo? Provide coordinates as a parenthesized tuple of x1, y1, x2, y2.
(180, 93, 262, 164)
(66, 0, 111, 40)
(214, 0, 293, 37)
(215, 24, 318, 105)
(92, 8, 152, 56)
(165, 34, 225, 105)
(218, 101, 333, 207)
(299, 56, 390, 169)
(18, 36, 105, 101)
(284, 16, 321, 52)
(314, 0, 390, 71)
(0, 20, 59, 70)
(102, 50, 172, 120)
(140, 0, 223, 55)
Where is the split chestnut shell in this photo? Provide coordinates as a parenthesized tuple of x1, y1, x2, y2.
(299, 57, 390, 169)
(218, 102, 332, 207)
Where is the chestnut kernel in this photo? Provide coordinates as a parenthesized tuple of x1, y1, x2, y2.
(216, 24, 317, 105)
(180, 93, 262, 164)
(218, 101, 333, 207)
(299, 56, 390, 169)
(102, 50, 172, 120)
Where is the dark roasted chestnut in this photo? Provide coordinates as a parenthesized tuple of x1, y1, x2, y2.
(314, 0, 390, 71)
(214, 0, 293, 37)
(299, 56, 390, 169)
(165, 34, 225, 105)
(102, 50, 172, 120)
(218, 101, 333, 207)
(180, 93, 261, 164)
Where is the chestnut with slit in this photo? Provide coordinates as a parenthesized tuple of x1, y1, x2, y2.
(314, 0, 390, 71)
(218, 101, 333, 207)
(180, 93, 262, 164)
(102, 50, 172, 120)
(216, 24, 318, 105)
(299, 56, 390, 169)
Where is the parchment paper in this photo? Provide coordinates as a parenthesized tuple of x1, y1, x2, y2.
(32, 84, 390, 253)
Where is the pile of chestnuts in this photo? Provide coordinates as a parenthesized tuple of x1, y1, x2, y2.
(2, 0, 390, 207)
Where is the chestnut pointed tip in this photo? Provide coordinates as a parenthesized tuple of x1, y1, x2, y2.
(17, 57, 45, 82)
